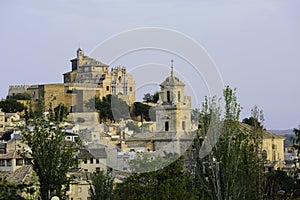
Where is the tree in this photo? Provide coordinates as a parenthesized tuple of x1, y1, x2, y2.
(0, 99, 26, 113)
(88, 171, 114, 200)
(114, 155, 196, 200)
(20, 107, 81, 200)
(53, 103, 69, 123)
(0, 178, 28, 200)
(132, 102, 155, 122)
(142, 92, 159, 103)
(85, 95, 130, 122)
(7, 92, 31, 100)
(192, 86, 264, 200)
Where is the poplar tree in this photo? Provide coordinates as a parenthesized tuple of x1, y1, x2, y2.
(20, 104, 80, 200)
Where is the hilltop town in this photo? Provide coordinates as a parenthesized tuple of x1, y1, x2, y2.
(0, 49, 299, 199)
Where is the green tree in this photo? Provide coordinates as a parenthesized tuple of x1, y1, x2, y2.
(85, 95, 130, 122)
(142, 92, 159, 103)
(193, 86, 264, 200)
(0, 178, 28, 200)
(132, 102, 155, 122)
(114, 155, 196, 200)
(53, 103, 69, 123)
(88, 171, 114, 200)
(7, 92, 31, 100)
(0, 99, 26, 113)
(20, 107, 81, 200)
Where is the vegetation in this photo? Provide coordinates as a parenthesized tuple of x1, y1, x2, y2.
(0, 99, 26, 113)
(20, 104, 81, 200)
(142, 92, 159, 103)
(132, 102, 155, 122)
(114, 155, 195, 200)
(88, 171, 114, 200)
(0, 178, 28, 200)
(85, 94, 130, 122)
(190, 86, 265, 199)
(7, 92, 31, 100)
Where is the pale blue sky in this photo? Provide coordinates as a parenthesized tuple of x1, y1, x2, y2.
(1, 0, 299, 129)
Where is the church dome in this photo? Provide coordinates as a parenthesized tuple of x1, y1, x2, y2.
(160, 75, 185, 87)
(160, 60, 185, 87)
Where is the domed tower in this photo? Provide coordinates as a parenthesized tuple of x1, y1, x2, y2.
(155, 61, 192, 135)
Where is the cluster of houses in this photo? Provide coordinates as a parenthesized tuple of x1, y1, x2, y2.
(0, 49, 298, 199)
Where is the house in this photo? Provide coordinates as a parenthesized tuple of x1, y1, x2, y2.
(77, 145, 107, 173)
(0, 138, 30, 172)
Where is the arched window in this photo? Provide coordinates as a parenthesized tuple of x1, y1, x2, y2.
(262, 150, 267, 160)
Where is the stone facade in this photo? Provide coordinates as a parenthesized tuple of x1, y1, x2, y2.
(153, 63, 193, 154)
(7, 48, 136, 113)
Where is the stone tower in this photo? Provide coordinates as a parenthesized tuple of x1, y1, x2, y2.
(154, 61, 192, 153)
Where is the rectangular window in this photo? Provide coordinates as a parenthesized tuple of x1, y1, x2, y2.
(96, 159, 100, 164)
(272, 144, 277, 150)
(0, 159, 5, 166)
(182, 121, 186, 131)
(129, 87, 133, 92)
(96, 167, 100, 172)
(6, 159, 12, 166)
(106, 86, 110, 91)
(165, 121, 169, 132)
(84, 159, 87, 164)
(178, 91, 181, 102)
(90, 158, 93, 164)
(16, 159, 23, 166)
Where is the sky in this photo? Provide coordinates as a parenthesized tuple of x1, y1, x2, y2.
(0, 0, 300, 130)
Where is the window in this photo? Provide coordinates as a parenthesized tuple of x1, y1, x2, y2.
(178, 91, 181, 102)
(182, 121, 186, 131)
(165, 121, 169, 132)
(16, 159, 23, 166)
(6, 159, 12, 166)
(129, 87, 133, 92)
(84, 159, 87, 164)
(90, 158, 93, 164)
(0, 159, 5, 166)
(262, 150, 267, 160)
(167, 91, 170, 102)
(96, 159, 100, 164)
(96, 167, 100, 172)
(106, 86, 109, 91)
(272, 144, 277, 150)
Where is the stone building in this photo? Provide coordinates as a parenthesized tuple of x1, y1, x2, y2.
(152, 62, 193, 154)
(8, 48, 136, 113)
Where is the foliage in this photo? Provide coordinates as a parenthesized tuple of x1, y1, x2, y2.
(142, 92, 159, 103)
(114, 155, 196, 200)
(53, 103, 69, 123)
(264, 170, 297, 199)
(7, 92, 31, 100)
(85, 95, 130, 122)
(0, 178, 28, 200)
(20, 105, 81, 200)
(132, 102, 155, 122)
(88, 171, 114, 200)
(0, 99, 26, 113)
(192, 86, 264, 200)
